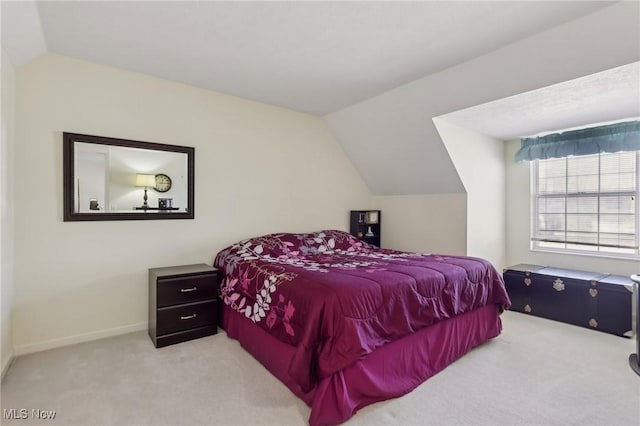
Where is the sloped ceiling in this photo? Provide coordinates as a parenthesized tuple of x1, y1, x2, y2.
(325, 2, 640, 195)
(2, 1, 639, 196)
(2, 1, 612, 115)
(440, 62, 640, 141)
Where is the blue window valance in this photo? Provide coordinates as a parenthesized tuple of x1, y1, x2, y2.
(514, 120, 640, 162)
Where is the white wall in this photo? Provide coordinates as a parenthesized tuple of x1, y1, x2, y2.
(1, 46, 16, 376)
(372, 194, 466, 256)
(434, 118, 506, 270)
(505, 139, 639, 276)
(12, 54, 371, 353)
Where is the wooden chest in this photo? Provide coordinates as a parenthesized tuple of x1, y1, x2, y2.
(503, 264, 634, 338)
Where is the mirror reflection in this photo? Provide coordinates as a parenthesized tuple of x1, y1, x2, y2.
(74, 142, 188, 213)
(63, 133, 194, 221)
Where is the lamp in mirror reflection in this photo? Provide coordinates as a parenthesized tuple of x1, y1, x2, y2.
(135, 173, 156, 208)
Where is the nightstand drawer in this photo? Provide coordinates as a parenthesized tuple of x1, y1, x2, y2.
(157, 274, 217, 307)
(157, 300, 217, 335)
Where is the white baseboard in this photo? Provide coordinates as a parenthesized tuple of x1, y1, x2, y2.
(13, 322, 148, 356)
(2, 351, 14, 381)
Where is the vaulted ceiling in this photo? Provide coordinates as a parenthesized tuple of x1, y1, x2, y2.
(2, 1, 639, 196)
(2, 1, 614, 115)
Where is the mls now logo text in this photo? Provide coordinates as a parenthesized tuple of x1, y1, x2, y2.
(3, 408, 56, 420)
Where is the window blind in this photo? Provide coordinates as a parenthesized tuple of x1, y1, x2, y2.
(533, 151, 639, 255)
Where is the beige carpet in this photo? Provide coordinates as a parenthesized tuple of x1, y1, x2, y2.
(2, 311, 639, 426)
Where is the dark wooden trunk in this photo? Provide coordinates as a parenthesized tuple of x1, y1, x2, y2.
(503, 264, 634, 338)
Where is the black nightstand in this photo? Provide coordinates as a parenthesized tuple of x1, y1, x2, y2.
(148, 264, 218, 348)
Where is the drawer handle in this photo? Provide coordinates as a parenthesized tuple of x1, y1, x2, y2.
(181, 287, 198, 293)
(181, 314, 197, 320)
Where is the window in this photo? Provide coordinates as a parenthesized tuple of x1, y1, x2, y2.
(531, 151, 639, 257)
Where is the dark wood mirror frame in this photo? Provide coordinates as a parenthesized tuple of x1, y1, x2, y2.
(63, 132, 195, 221)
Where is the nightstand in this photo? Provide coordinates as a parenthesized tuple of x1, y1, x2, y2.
(148, 264, 218, 348)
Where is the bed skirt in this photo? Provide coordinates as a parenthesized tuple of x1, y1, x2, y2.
(222, 304, 503, 426)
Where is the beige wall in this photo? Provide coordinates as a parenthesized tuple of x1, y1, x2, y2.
(505, 139, 639, 276)
(1, 47, 17, 375)
(434, 118, 506, 270)
(372, 194, 467, 256)
(12, 54, 371, 353)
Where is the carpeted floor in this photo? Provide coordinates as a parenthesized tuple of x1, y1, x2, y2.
(2, 311, 639, 425)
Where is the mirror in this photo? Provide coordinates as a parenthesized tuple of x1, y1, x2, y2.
(63, 132, 194, 221)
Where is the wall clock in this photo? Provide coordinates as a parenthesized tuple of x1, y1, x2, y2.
(155, 173, 172, 193)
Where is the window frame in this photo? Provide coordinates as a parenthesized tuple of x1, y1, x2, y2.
(530, 151, 640, 260)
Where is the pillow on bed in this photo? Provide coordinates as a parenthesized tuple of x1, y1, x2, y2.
(229, 230, 369, 258)
(214, 230, 376, 269)
(214, 230, 375, 275)
(298, 230, 367, 254)
(249, 230, 363, 256)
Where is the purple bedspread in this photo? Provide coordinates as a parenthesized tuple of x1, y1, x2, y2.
(214, 230, 510, 392)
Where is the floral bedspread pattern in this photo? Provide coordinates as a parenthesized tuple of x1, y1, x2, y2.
(214, 230, 510, 392)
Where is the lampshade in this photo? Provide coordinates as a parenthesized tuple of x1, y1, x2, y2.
(135, 173, 156, 187)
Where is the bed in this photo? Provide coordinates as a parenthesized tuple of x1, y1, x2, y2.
(214, 230, 511, 425)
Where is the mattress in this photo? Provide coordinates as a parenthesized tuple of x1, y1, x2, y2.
(214, 230, 510, 393)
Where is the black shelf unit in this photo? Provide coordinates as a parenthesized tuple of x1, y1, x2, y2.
(350, 210, 381, 247)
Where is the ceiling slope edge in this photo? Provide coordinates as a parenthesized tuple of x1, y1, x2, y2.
(324, 2, 640, 196)
(1, 0, 47, 66)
